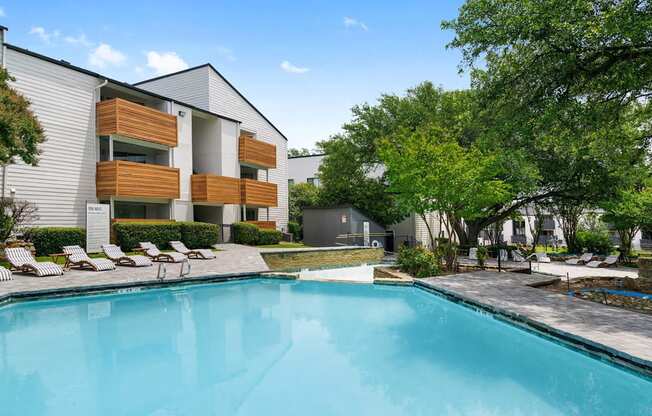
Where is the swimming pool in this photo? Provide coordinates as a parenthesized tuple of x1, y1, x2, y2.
(0, 279, 650, 415)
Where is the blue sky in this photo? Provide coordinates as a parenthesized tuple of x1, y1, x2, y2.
(0, 1, 468, 149)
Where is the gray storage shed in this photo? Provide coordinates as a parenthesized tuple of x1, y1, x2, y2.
(302, 206, 387, 248)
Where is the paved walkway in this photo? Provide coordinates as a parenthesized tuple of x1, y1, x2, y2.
(418, 271, 652, 374)
(0, 244, 268, 300)
(531, 261, 638, 278)
(297, 264, 377, 283)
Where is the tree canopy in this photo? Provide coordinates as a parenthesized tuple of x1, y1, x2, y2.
(0, 67, 44, 166)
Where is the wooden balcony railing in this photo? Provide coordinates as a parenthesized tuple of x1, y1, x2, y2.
(241, 179, 278, 207)
(244, 221, 276, 229)
(239, 135, 277, 169)
(97, 98, 178, 147)
(96, 160, 180, 199)
(191, 174, 241, 204)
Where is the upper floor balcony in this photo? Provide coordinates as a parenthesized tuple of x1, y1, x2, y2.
(191, 174, 241, 205)
(96, 160, 180, 199)
(96, 98, 178, 147)
(241, 179, 278, 207)
(239, 135, 276, 169)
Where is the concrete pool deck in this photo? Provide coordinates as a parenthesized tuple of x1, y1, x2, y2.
(417, 271, 652, 376)
(0, 244, 270, 301)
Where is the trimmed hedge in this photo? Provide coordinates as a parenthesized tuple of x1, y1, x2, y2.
(113, 222, 182, 251)
(113, 221, 220, 251)
(397, 246, 441, 278)
(179, 222, 220, 248)
(26, 227, 86, 256)
(233, 222, 282, 245)
(288, 221, 301, 242)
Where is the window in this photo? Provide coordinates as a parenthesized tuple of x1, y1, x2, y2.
(512, 219, 526, 236)
(245, 208, 258, 221)
(240, 166, 257, 180)
(307, 177, 320, 187)
(288, 179, 295, 187)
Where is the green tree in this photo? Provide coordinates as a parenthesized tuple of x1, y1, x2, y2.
(288, 148, 315, 157)
(289, 182, 320, 225)
(601, 183, 652, 257)
(0, 67, 45, 166)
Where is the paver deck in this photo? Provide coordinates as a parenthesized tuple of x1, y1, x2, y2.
(418, 271, 652, 375)
(0, 244, 269, 300)
(531, 261, 638, 278)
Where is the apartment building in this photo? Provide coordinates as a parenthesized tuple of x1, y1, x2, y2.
(0, 26, 288, 232)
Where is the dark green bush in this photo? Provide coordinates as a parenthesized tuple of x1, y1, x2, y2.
(576, 230, 613, 255)
(113, 222, 182, 251)
(179, 222, 220, 248)
(257, 229, 282, 245)
(233, 222, 260, 245)
(397, 246, 441, 278)
(288, 221, 301, 242)
(26, 227, 86, 256)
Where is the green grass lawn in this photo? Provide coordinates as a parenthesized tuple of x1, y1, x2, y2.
(256, 242, 307, 249)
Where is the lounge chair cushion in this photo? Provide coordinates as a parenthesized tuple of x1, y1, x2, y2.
(170, 241, 216, 259)
(5, 247, 64, 277)
(586, 255, 618, 268)
(0, 266, 12, 281)
(139, 242, 187, 263)
(102, 244, 152, 267)
(565, 253, 593, 265)
(511, 250, 526, 263)
(63, 245, 116, 271)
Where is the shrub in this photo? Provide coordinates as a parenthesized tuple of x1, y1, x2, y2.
(113, 222, 182, 251)
(576, 230, 613, 255)
(476, 246, 488, 267)
(257, 229, 283, 245)
(26, 227, 85, 256)
(397, 246, 441, 278)
(233, 222, 260, 245)
(288, 221, 301, 242)
(179, 222, 220, 248)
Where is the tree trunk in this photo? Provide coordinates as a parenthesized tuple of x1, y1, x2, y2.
(419, 213, 436, 252)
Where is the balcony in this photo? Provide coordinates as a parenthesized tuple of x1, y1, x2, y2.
(191, 174, 241, 204)
(244, 221, 276, 229)
(239, 135, 276, 169)
(96, 160, 180, 199)
(96, 98, 178, 147)
(241, 179, 278, 207)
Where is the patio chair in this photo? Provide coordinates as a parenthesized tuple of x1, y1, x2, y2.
(526, 252, 551, 263)
(4, 247, 64, 277)
(499, 249, 508, 262)
(586, 255, 619, 268)
(511, 250, 527, 263)
(169, 241, 216, 259)
(565, 252, 593, 265)
(0, 265, 13, 281)
(468, 247, 478, 260)
(62, 245, 116, 271)
(139, 242, 187, 263)
(102, 244, 152, 267)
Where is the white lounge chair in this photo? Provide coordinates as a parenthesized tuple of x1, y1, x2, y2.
(511, 250, 527, 263)
(102, 244, 152, 267)
(169, 241, 216, 259)
(468, 247, 478, 260)
(527, 252, 551, 263)
(139, 242, 187, 263)
(0, 265, 12, 281)
(63, 245, 116, 271)
(4, 247, 64, 277)
(586, 255, 619, 268)
(565, 252, 593, 265)
(499, 249, 508, 261)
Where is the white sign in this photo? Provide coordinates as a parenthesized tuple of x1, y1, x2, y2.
(86, 203, 110, 253)
(363, 221, 370, 247)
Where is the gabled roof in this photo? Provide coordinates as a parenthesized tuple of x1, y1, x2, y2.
(134, 64, 288, 141)
(4, 43, 240, 124)
(288, 153, 325, 159)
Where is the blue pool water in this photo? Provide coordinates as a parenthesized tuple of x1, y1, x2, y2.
(0, 279, 650, 416)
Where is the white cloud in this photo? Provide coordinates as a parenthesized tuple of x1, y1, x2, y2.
(145, 51, 188, 76)
(0, 7, 5, 17)
(88, 43, 126, 68)
(343, 16, 368, 31)
(280, 60, 310, 74)
(64, 33, 92, 47)
(29, 26, 61, 43)
(216, 46, 236, 62)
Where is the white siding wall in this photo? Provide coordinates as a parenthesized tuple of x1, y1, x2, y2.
(288, 155, 324, 183)
(138, 67, 289, 230)
(2, 49, 99, 227)
(172, 103, 194, 221)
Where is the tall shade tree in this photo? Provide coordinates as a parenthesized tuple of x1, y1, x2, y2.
(0, 67, 44, 167)
(601, 182, 652, 257)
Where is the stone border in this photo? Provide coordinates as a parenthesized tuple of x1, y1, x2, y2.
(0, 272, 296, 308)
(413, 280, 652, 380)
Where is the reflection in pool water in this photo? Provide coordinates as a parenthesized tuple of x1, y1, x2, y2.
(0, 279, 650, 415)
